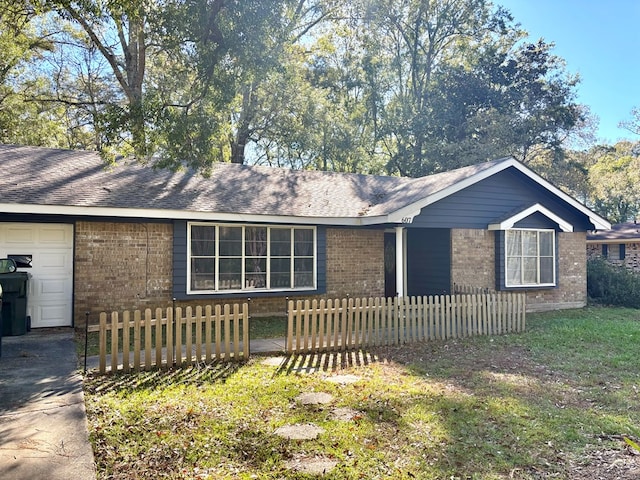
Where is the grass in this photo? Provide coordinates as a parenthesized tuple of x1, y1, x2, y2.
(83, 306, 640, 479)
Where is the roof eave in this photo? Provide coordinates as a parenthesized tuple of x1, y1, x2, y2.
(0, 203, 372, 226)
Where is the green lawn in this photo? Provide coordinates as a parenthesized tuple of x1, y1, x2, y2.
(83, 307, 640, 479)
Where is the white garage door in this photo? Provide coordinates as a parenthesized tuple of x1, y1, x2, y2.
(0, 223, 73, 328)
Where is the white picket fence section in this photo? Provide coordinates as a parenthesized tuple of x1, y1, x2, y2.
(287, 293, 526, 353)
(88, 303, 249, 374)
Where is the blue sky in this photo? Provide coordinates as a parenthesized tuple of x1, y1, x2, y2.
(497, 0, 640, 145)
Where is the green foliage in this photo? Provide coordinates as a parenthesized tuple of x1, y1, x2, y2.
(587, 256, 640, 308)
(587, 141, 640, 222)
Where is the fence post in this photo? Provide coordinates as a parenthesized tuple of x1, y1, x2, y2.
(99, 312, 107, 374)
(110, 311, 119, 373)
(286, 300, 294, 353)
(83, 311, 90, 374)
(243, 303, 250, 358)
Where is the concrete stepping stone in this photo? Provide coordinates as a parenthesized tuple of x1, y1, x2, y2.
(285, 456, 338, 475)
(329, 407, 362, 422)
(261, 356, 286, 367)
(296, 392, 334, 405)
(274, 423, 325, 440)
(324, 374, 361, 385)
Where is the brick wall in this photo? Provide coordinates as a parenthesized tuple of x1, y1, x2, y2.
(74, 221, 174, 325)
(587, 241, 640, 272)
(74, 222, 385, 325)
(325, 228, 385, 298)
(450, 229, 495, 291)
(525, 232, 587, 312)
(450, 229, 587, 312)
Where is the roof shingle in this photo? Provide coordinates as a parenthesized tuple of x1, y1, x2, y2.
(0, 144, 510, 220)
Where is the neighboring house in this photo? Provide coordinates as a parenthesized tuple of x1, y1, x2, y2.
(0, 144, 610, 328)
(587, 222, 640, 272)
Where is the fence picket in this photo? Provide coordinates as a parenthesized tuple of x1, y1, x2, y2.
(111, 312, 119, 373)
(134, 310, 141, 371)
(166, 307, 173, 367)
(243, 303, 250, 357)
(99, 313, 107, 374)
(122, 311, 130, 373)
(175, 307, 182, 367)
(311, 299, 318, 352)
(185, 306, 193, 366)
(214, 305, 222, 359)
(224, 304, 231, 359)
(155, 308, 163, 368)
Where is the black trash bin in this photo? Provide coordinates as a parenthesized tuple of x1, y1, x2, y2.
(0, 272, 29, 336)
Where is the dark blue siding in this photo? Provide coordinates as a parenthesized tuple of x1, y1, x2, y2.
(410, 168, 593, 231)
(172, 220, 188, 298)
(514, 212, 559, 229)
(407, 229, 451, 296)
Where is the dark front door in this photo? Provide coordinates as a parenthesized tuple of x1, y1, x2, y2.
(384, 233, 396, 297)
(406, 228, 451, 296)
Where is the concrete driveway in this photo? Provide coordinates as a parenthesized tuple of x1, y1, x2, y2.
(0, 329, 96, 480)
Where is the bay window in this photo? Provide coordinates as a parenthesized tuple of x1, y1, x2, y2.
(505, 229, 555, 287)
(188, 223, 316, 293)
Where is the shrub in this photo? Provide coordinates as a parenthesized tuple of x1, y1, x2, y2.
(587, 257, 640, 308)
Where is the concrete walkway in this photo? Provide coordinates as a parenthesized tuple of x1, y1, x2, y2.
(0, 330, 96, 480)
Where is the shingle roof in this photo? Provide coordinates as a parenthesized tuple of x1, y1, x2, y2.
(587, 222, 640, 241)
(0, 144, 509, 222)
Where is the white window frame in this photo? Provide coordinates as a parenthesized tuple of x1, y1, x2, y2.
(187, 222, 317, 294)
(505, 228, 556, 288)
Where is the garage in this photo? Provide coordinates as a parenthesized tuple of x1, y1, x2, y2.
(0, 223, 73, 328)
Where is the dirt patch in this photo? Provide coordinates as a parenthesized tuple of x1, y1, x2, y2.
(567, 443, 640, 480)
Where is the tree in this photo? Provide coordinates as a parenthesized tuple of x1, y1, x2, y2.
(45, 0, 309, 170)
(620, 106, 640, 136)
(588, 141, 640, 223)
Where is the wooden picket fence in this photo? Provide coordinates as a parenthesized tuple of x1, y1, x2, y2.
(286, 293, 525, 353)
(88, 303, 249, 374)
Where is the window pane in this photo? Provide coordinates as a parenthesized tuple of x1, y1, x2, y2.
(270, 258, 291, 288)
(507, 257, 521, 285)
(191, 258, 215, 290)
(539, 231, 553, 256)
(507, 231, 521, 256)
(522, 257, 537, 284)
(270, 228, 291, 256)
(191, 226, 215, 256)
(219, 258, 242, 290)
(294, 258, 314, 287)
(522, 231, 538, 256)
(245, 227, 267, 256)
(219, 227, 242, 256)
(540, 257, 554, 284)
(294, 229, 314, 256)
(245, 257, 267, 288)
